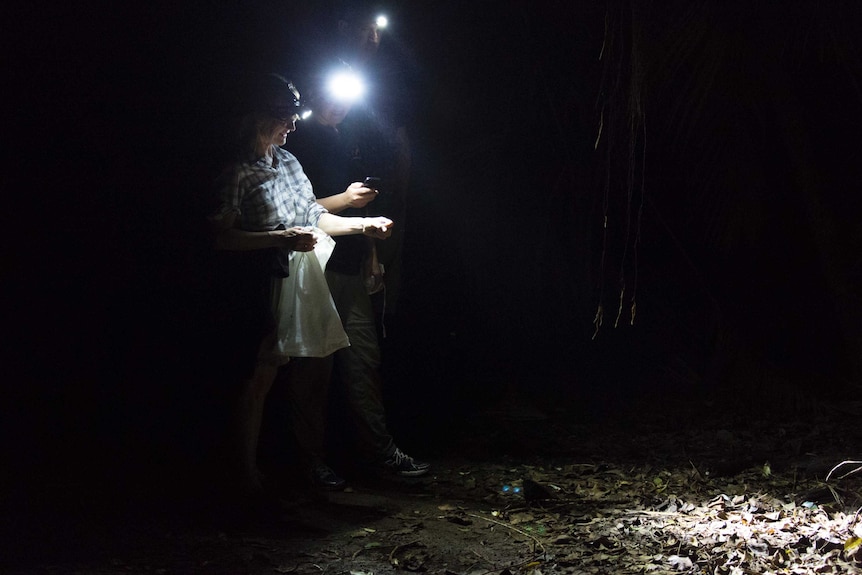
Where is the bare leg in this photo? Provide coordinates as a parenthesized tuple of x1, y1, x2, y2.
(234, 330, 284, 495)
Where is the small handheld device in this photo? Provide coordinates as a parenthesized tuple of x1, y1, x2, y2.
(363, 176, 382, 189)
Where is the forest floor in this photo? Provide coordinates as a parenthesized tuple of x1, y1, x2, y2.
(5, 394, 862, 575)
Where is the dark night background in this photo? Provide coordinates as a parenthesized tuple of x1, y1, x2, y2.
(4, 0, 862, 544)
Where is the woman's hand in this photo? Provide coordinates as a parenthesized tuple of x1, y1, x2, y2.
(361, 217, 394, 239)
(343, 182, 379, 209)
(276, 227, 317, 251)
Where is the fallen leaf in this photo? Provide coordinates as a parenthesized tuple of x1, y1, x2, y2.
(509, 512, 535, 525)
(667, 555, 692, 570)
(445, 514, 473, 526)
(846, 536, 862, 562)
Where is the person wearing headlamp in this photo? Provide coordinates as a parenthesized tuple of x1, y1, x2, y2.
(327, 4, 424, 467)
(336, 6, 388, 67)
(287, 62, 430, 480)
(333, 4, 414, 322)
(209, 72, 394, 500)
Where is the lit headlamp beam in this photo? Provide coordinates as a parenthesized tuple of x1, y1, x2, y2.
(326, 70, 366, 104)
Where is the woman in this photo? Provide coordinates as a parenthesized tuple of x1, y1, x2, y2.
(209, 73, 392, 498)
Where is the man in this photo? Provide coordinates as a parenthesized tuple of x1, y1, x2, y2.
(286, 62, 429, 477)
(333, 4, 414, 320)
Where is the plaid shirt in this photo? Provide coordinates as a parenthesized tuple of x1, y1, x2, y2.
(213, 146, 327, 232)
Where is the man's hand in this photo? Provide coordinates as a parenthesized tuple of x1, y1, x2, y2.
(277, 227, 316, 251)
(343, 182, 379, 209)
(361, 217, 394, 239)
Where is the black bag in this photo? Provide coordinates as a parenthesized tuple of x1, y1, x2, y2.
(270, 224, 291, 278)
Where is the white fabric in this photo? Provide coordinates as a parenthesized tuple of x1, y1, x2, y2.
(275, 228, 349, 358)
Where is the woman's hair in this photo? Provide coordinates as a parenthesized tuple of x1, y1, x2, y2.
(234, 110, 271, 159)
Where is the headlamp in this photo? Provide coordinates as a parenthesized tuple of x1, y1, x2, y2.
(269, 80, 312, 120)
(324, 69, 366, 104)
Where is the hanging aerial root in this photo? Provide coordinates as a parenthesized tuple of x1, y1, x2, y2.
(614, 287, 625, 328)
(594, 109, 604, 149)
(592, 304, 604, 340)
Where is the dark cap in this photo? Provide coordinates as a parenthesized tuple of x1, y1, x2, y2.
(250, 73, 309, 120)
(335, 1, 385, 25)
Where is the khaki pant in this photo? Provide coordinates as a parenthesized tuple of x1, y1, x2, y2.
(326, 269, 396, 460)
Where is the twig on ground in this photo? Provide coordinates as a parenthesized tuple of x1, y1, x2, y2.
(826, 460, 862, 482)
(829, 484, 845, 506)
(388, 539, 422, 566)
(471, 553, 549, 575)
(467, 513, 546, 555)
